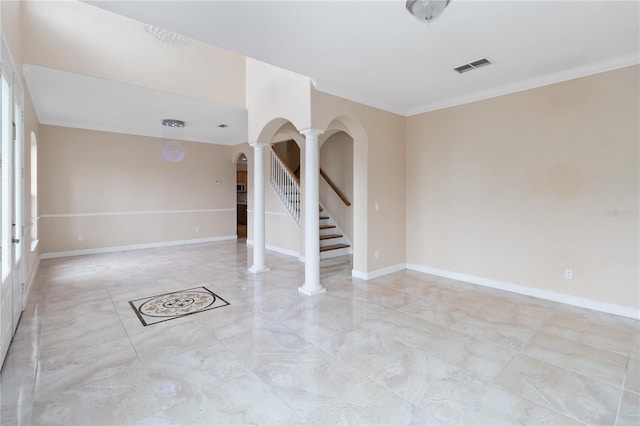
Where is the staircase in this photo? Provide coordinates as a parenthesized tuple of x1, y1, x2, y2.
(319, 205, 352, 259)
(270, 148, 352, 257)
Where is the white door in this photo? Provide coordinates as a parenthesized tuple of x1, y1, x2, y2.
(0, 69, 23, 368)
(0, 71, 14, 366)
(12, 99, 24, 333)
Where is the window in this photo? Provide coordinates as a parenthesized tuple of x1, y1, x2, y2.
(30, 132, 37, 249)
(1, 73, 11, 279)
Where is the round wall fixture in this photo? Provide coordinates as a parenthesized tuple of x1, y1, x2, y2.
(162, 140, 185, 163)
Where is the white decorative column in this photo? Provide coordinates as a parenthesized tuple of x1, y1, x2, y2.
(299, 129, 325, 296)
(249, 142, 270, 274)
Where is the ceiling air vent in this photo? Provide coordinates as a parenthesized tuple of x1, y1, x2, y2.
(454, 58, 492, 74)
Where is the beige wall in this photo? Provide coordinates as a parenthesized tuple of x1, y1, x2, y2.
(312, 90, 406, 274)
(272, 140, 300, 174)
(246, 58, 311, 142)
(21, 1, 245, 107)
(320, 131, 353, 241)
(406, 65, 640, 309)
(39, 126, 236, 254)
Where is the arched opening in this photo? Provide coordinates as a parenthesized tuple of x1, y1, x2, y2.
(319, 130, 353, 261)
(323, 116, 368, 275)
(235, 152, 248, 239)
(30, 131, 38, 249)
(251, 115, 367, 278)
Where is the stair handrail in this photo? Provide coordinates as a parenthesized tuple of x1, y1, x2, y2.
(320, 168, 351, 206)
(270, 147, 301, 224)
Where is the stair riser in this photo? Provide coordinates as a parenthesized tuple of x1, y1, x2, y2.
(320, 246, 352, 259)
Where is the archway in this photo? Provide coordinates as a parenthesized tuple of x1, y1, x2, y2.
(323, 116, 368, 276)
(235, 152, 248, 239)
(318, 130, 353, 261)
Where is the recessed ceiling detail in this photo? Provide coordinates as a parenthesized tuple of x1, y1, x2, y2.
(454, 58, 492, 74)
(23, 64, 248, 145)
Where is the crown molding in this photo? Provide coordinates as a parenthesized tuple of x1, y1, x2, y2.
(312, 80, 408, 117)
(315, 53, 640, 118)
(406, 53, 640, 116)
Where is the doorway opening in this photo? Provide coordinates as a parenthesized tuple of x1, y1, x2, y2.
(236, 154, 248, 239)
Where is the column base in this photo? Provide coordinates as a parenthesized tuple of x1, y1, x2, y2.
(298, 285, 326, 297)
(249, 266, 271, 274)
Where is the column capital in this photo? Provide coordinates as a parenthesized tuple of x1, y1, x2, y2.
(249, 141, 272, 149)
(299, 128, 324, 138)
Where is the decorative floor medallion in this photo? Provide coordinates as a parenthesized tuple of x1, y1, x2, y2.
(129, 286, 229, 326)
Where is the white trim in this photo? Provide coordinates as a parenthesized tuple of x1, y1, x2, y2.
(406, 53, 640, 116)
(30, 239, 39, 253)
(31, 117, 243, 146)
(24, 255, 41, 307)
(41, 236, 237, 259)
(246, 239, 301, 259)
(406, 263, 640, 321)
(351, 263, 407, 281)
(247, 209, 289, 217)
(40, 208, 234, 218)
(316, 54, 640, 117)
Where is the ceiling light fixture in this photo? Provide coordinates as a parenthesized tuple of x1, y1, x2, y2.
(161, 119, 186, 163)
(144, 24, 198, 48)
(406, 0, 451, 22)
(162, 119, 185, 128)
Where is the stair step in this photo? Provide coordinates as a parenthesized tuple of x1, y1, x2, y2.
(319, 225, 336, 230)
(320, 233, 343, 240)
(320, 243, 350, 252)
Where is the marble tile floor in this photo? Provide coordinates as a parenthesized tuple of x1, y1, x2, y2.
(0, 241, 638, 425)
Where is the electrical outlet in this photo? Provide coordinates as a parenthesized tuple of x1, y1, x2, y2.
(195, 226, 200, 233)
(78, 234, 84, 242)
(374, 250, 379, 259)
(564, 268, 573, 280)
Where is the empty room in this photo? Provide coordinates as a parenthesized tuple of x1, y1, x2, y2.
(0, 1, 638, 425)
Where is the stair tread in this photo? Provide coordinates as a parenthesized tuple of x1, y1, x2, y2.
(320, 243, 350, 252)
(320, 233, 343, 240)
(319, 225, 336, 229)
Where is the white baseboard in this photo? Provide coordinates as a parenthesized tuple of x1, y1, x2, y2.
(406, 263, 640, 320)
(24, 255, 41, 305)
(41, 236, 238, 259)
(246, 239, 301, 259)
(352, 263, 407, 281)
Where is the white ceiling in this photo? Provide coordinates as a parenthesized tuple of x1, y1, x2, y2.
(23, 1, 640, 144)
(88, 0, 640, 116)
(23, 64, 248, 145)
